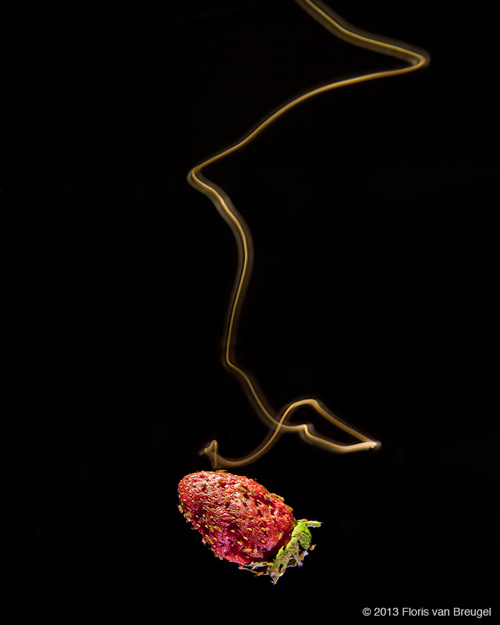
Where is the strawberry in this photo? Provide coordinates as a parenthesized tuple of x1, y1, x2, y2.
(178, 471, 321, 583)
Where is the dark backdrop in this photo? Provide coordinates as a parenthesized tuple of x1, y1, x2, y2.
(3, 1, 498, 616)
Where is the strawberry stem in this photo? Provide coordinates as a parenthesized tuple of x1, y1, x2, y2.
(239, 519, 322, 584)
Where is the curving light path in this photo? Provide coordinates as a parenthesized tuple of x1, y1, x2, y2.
(187, 0, 430, 468)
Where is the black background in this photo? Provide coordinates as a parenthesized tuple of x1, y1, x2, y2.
(3, 1, 498, 616)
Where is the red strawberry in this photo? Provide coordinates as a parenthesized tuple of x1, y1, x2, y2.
(178, 471, 321, 583)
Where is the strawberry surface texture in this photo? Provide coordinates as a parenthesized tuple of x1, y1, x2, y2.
(178, 471, 321, 583)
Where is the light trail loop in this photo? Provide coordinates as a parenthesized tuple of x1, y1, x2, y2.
(187, 0, 430, 468)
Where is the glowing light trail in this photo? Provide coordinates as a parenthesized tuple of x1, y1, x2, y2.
(187, 0, 430, 468)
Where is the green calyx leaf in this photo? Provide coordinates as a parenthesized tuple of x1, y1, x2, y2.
(239, 519, 322, 584)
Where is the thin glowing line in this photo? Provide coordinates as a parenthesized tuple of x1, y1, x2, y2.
(188, 0, 429, 468)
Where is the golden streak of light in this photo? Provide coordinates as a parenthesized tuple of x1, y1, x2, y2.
(187, 0, 430, 468)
